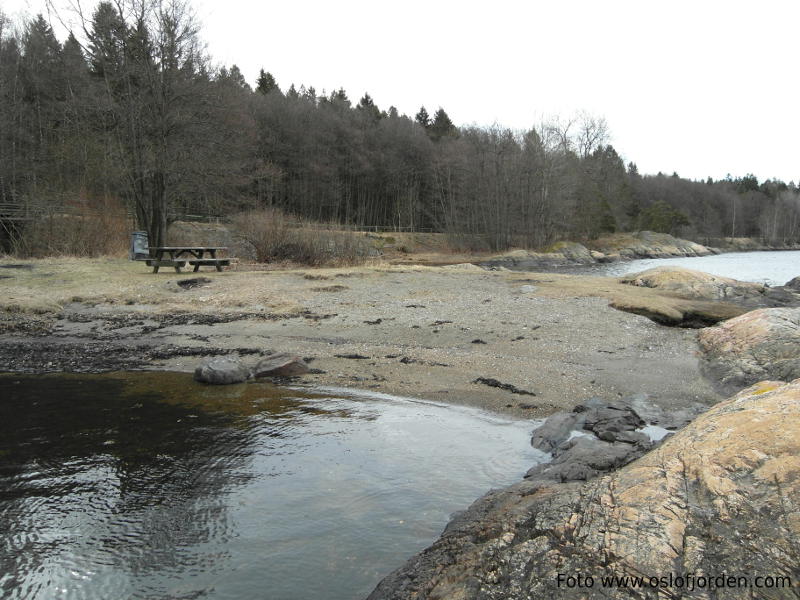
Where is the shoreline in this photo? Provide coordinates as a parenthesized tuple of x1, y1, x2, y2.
(1, 258, 721, 419)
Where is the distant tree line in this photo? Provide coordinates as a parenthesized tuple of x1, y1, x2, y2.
(1, 2, 799, 251)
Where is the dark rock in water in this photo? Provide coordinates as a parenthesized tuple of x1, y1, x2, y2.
(367, 380, 800, 600)
(575, 398, 645, 438)
(526, 397, 656, 484)
(604, 430, 650, 444)
(194, 357, 250, 384)
(526, 436, 650, 482)
(530, 412, 584, 452)
(531, 398, 646, 453)
(252, 353, 310, 377)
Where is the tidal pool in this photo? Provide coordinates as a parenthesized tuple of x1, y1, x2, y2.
(0, 373, 546, 600)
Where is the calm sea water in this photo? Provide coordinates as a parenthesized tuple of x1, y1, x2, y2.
(600, 250, 800, 285)
(552, 250, 800, 286)
(0, 373, 546, 600)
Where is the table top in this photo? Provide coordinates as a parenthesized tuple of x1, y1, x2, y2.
(151, 246, 227, 251)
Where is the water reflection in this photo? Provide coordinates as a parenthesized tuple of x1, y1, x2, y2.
(0, 373, 544, 600)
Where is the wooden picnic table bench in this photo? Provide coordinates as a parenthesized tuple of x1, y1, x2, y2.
(143, 246, 230, 273)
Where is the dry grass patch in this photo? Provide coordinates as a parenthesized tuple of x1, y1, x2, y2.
(0, 258, 303, 315)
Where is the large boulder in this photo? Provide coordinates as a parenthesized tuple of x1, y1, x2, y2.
(368, 379, 800, 599)
(193, 357, 251, 384)
(252, 353, 310, 378)
(698, 307, 800, 392)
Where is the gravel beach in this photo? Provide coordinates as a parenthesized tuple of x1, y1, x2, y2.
(0, 258, 721, 417)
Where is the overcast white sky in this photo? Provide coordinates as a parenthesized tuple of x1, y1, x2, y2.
(4, 0, 799, 183)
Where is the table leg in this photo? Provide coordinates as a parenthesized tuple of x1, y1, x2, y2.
(209, 249, 223, 271)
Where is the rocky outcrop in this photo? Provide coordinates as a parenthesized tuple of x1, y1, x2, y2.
(786, 276, 800, 291)
(612, 267, 800, 327)
(593, 231, 716, 260)
(480, 232, 717, 271)
(193, 356, 251, 384)
(620, 266, 767, 301)
(698, 307, 800, 392)
(481, 243, 595, 270)
(368, 380, 800, 599)
(621, 266, 800, 308)
(710, 236, 800, 252)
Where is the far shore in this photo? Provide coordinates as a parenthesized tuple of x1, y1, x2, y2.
(0, 257, 722, 418)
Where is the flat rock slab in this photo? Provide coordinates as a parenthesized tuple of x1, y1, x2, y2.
(253, 353, 310, 378)
(621, 266, 800, 311)
(610, 295, 747, 328)
(194, 357, 250, 384)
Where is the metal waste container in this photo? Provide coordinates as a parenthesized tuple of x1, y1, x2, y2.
(130, 231, 149, 260)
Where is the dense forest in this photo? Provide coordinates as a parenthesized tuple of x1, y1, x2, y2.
(1, 1, 799, 254)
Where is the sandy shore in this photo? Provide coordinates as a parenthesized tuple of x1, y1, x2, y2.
(0, 259, 721, 417)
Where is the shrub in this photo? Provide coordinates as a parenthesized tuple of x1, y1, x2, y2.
(11, 212, 131, 258)
(231, 209, 372, 266)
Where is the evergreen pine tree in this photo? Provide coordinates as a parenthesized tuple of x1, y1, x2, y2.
(356, 92, 381, 122)
(256, 68, 279, 95)
(414, 105, 430, 129)
(87, 2, 127, 79)
(429, 107, 457, 141)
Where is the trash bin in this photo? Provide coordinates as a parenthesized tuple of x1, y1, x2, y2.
(130, 231, 149, 260)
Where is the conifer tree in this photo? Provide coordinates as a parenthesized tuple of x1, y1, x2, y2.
(414, 105, 430, 129)
(356, 92, 381, 122)
(429, 107, 457, 141)
(256, 68, 279, 95)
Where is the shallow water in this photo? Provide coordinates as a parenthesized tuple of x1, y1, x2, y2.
(0, 373, 546, 600)
(584, 250, 800, 286)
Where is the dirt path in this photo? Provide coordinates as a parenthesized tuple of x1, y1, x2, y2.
(0, 259, 721, 417)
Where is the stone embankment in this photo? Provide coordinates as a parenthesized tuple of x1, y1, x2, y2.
(368, 379, 800, 599)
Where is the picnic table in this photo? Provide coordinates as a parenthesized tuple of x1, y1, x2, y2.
(144, 246, 230, 273)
